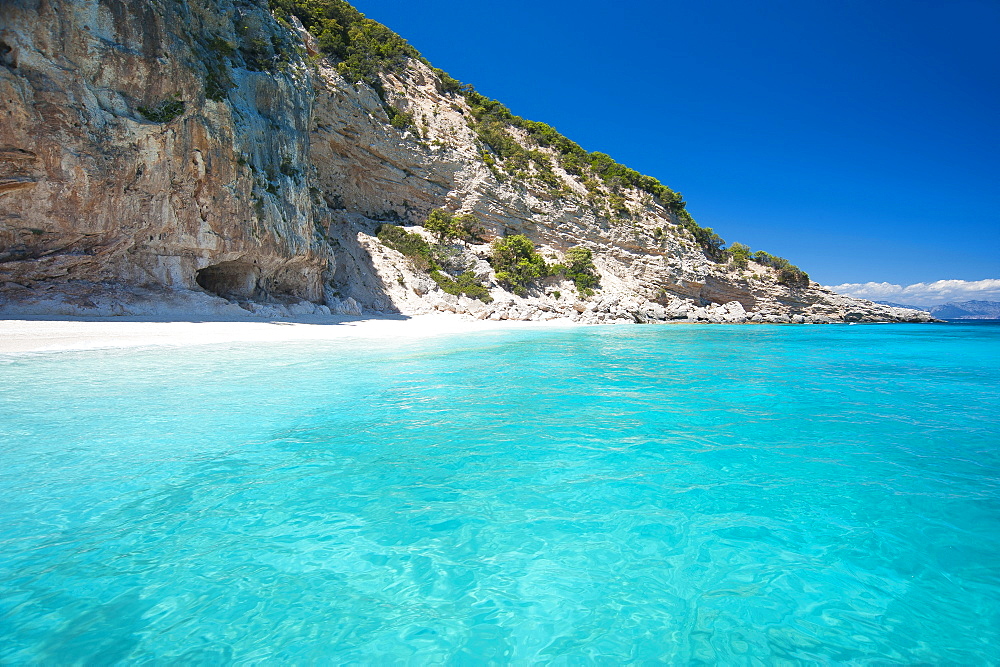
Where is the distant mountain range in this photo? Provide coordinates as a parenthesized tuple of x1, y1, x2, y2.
(874, 300, 1000, 319)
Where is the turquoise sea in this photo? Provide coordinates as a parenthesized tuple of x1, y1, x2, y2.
(1, 322, 998, 664)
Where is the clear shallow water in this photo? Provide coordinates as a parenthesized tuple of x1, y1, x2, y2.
(1, 323, 998, 664)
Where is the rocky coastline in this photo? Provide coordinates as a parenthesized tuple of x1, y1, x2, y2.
(0, 0, 935, 325)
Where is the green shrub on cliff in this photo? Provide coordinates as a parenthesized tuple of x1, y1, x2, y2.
(269, 0, 416, 91)
(728, 242, 751, 269)
(430, 270, 493, 303)
(203, 62, 233, 101)
(777, 265, 810, 287)
(461, 89, 689, 207)
(377, 224, 492, 302)
(551, 246, 600, 296)
(679, 217, 726, 260)
(423, 209, 456, 242)
(376, 224, 431, 270)
(137, 98, 185, 123)
(201, 36, 236, 101)
(490, 235, 548, 296)
(269, 0, 419, 131)
(562, 246, 600, 296)
(453, 214, 485, 243)
(749, 250, 810, 287)
(423, 209, 484, 243)
(387, 107, 413, 130)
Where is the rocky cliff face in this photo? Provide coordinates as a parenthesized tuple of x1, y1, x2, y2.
(0, 0, 932, 324)
(1, 0, 330, 310)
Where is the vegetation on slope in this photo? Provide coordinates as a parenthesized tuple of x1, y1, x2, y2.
(138, 98, 185, 123)
(379, 218, 599, 300)
(490, 235, 548, 297)
(423, 209, 485, 244)
(727, 242, 809, 286)
(750, 250, 810, 287)
(489, 236, 600, 297)
(376, 224, 493, 303)
(269, 0, 417, 128)
(269, 0, 804, 281)
(269, 0, 414, 84)
(554, 247, 601, 297)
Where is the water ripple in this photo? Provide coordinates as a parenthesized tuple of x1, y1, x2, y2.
(1, 324, 998, 662)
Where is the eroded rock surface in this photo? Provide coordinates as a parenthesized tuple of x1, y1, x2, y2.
(1, 0, 328, 305)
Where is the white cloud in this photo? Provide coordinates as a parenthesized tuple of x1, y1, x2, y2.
(828, 279, 1000, 305)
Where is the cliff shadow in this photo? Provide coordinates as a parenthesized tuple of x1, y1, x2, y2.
(0, 281, 411, 325)
(324, 215, 408, 315)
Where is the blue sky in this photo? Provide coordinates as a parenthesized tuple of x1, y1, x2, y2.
(350, 0, 998, 291)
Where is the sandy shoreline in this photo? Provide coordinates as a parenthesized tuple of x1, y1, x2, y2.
(0, 314, 582, 355)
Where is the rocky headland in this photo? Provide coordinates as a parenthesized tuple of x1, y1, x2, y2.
(876, 300, 1000, 321)
(0, 0, 934, 324)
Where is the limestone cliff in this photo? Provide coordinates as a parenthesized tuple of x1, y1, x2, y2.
(0, 0, 932, 324)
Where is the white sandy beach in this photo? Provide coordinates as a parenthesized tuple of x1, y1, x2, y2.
(0, 314, 579, 355)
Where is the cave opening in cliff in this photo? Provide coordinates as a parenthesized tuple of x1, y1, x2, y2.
(195, 261, 259, 300)
(0, 41, 16, 69)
